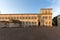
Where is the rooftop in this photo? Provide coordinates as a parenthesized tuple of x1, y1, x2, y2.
(40, 8, 52, 10)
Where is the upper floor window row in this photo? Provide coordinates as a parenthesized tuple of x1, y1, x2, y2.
(41, 10, 52, 13)
(42, 16, 51, 19)
(0, 16, 37, 19)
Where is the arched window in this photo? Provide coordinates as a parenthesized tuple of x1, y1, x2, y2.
(41, 10, 44, 13)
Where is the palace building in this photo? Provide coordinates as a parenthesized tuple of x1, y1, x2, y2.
(0, 8, 52, 27)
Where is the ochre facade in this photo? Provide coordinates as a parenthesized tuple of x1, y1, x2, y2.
(40, 8, 52, 27)
(0, 8, 52, 27)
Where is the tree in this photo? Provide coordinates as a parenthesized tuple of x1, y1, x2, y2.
(52, 16, 57, 26)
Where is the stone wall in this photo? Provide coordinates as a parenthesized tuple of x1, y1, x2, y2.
(0, 22, 20, 27)
(9, 23, 20, 27)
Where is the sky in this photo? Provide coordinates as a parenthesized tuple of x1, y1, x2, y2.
(0, 0, 60, 17)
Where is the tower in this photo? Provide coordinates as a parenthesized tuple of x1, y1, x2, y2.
(40, 8, 52, 27)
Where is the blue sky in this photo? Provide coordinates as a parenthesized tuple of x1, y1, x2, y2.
(0, 0, 60, 17)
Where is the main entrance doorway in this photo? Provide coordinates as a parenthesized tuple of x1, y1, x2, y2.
(38, 22, 40, 26)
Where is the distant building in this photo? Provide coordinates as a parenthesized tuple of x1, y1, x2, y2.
(57, 15, 60, 26)
(0, 8, 52, 27)
(52, 16, 57, 26)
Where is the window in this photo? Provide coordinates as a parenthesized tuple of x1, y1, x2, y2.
(28, 22, 30, 25)
(42, 10, 44, 13)
(35, 22, 36, 24)
(46, 22, 48, 24)
(26, 22, 29, 24)
(32, 16, 36, 19)
(46, 10, 47, 13)
(49, 22, 51, 24)
(45, 16, 47, 19)
(43, 16, 44, 19)
(26, 22, 31, 25)
(22, 17, 24, 19)
(26, 22, 27, 24)
(20, 17, 22, 19)
(34, 17, 37, 19)
(32, 22, 34, 24)
(32, 17, 34, 19)
(17, 17, 19, 19)
(28, 17, 30, 19)
(2, 17, 4, 19)
(26, 17, 27, 19)
(29, 22, 31, 24)
(5, 17, 7, 19)
(49, 11, 50, 13)
(8, 17, 10, 19)
(34, 22, 36, 24)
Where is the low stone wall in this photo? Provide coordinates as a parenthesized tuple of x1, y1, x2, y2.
(0, 22, 20, 27)
(9, 23, 20, 27)
(0, 22, 9, 27)
(0, 22, 38, 28)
